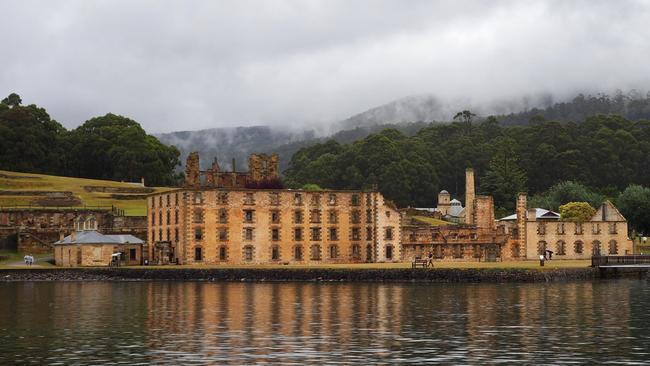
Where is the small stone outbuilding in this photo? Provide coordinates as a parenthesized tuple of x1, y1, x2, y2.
(54, 215, 144, 267)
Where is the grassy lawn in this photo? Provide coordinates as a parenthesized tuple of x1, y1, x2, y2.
(411, 216, 453, 226)
(121, 259, 592, 270)
(0, 250, 55, 268)
(0, 245, 591, 271)
(0, 169, 173, 216)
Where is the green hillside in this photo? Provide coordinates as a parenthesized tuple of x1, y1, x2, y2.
(0, 170, 172, 216)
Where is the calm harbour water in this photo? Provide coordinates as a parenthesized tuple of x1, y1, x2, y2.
(1, 279, 650, 365)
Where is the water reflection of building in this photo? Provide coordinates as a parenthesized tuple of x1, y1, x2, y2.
(144, 282, 404, 362)
(143, 282, 635, 363)
(143, 281, 635, 364)
(462, 281, 633, 362)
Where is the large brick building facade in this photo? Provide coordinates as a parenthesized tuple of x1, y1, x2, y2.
(147, 188, 401, 265)
(146, 153, 632, 265)
(499, 193, 633, 260)
(148, 152, 400, 265)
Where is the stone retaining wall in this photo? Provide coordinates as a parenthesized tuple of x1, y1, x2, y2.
(0, 267, 599, 283)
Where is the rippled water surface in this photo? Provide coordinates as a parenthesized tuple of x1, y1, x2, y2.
(1, 279, 650, 364)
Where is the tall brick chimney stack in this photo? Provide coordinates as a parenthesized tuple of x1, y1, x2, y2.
(185, 152, 200, 188)
(516, 192, 528, 257)
(465, 168, 475, 225)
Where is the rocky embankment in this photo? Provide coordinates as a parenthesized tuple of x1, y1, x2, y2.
(0, 267, 599, 283)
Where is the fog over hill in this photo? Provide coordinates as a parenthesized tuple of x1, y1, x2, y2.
(156, 126, 316, 172)
(334, 94, 556, 130)
(157, 90, 650, 172)
(156, 94, 461, 171)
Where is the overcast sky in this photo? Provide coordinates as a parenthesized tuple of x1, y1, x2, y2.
(1, 0, 649, 133)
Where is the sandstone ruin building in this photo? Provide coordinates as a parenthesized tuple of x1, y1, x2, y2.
(401, 169, 509, 262)
(148, 153, 401, 265)
(54, 215, 144, 267)
(402, 168, 633, 262)
(147, 153, 633, 266)
(499, 193, 633, 259)
(184, 152, 280, 189)
(0, 208, 147, 254)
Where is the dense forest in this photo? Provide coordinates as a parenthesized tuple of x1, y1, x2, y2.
(499, 90, 650, 125)
(4, 91, 650, 233)
(284, 112, 650, 234)
(0, 93, 181, 185)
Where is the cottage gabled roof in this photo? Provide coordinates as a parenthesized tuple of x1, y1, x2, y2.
(54, 231, 144, 245)
(592, 201, 627, 222)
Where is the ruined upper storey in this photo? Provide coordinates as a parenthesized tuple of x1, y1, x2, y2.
(184, 152, 280, 189)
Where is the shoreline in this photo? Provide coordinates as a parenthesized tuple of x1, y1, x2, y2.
(0, 267, 611, 283)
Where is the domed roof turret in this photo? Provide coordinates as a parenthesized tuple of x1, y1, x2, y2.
(439, 190, 449, 195)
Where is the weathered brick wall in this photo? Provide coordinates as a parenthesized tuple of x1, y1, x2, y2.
(248, 154, 279, 183)
(54, 243, 142, 266)
(474, 196, 495, 229)
(401, 225, 508, 262)
(185, 151, 201, 187)
(0, 209, 112, 229)
(17, 230, 61, 254)
(374, 192, 401, 262)
(148, 189, 396, 265)
(524, 219, 633, 259)
(0, 209, 147, 254)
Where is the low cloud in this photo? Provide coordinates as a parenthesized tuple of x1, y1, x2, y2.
(1, 0, 649, 132)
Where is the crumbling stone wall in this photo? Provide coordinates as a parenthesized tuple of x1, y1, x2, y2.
(401, 224, 508, 262)
(185, 152, 201, 188)
(474, 196, 495, 230)
(184, 152, 280, 189)
(0, 209, 112, 229)
(0, 209, 147, 254)
(249, 154, 280, 183)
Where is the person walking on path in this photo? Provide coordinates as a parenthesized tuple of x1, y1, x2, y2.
(539, 254, 545, 267)
(427, 251, 434, 268)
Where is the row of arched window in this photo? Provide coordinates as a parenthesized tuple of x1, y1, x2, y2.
(537, 240, 618, 255)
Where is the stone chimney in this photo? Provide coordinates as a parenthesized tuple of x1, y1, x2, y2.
(527, 208, 537, 222)
(514, 192, 528, 258)
(516, 191, 527, 240)
(465, 168, 475, 225)
(71, 230, 77, 243)
(59, 231, 65, 242)
(185, 152, 200, 188)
